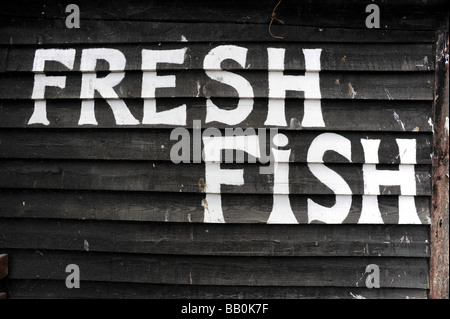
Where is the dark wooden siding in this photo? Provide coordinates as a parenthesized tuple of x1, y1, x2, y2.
(0, 0, 447, 299)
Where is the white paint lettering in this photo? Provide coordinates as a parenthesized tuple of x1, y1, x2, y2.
(29, 49, 76, 125)
(204, 45, 254, 125)
(141, 48, 187, 125)
(359, 138, 421, 224)
(307, 133, 353, 223)
(267, 133, 297, 223)
(265, 48, 324, 127)
(203, 134, 261, 223)
(79, 48, 139, 125)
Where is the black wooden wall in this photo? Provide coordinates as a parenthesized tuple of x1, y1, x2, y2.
(0, 0, 447, 299)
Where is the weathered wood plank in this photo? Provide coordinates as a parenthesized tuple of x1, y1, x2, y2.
(0, 43, 434, 72)
(0, 19, 437, 45)
(430, 25, 449, 299)
(0, 218, 430, 257)
(5, 249, 430, 288)
(0, 71, 434, 100)
(0, 160, 432, 195)
(0, 254, 7, 280)
(1, 0, 445, 30)
(0, 189, 432, 224)
(0, 129, 433, 164)
(0, 99, 434, 132)
(5, 279, 428, 299)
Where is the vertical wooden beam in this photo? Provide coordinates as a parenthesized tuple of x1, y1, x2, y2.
(0, 254, 7, 299)
(430, 15, 449, 299)
(0, 254, 8, 280)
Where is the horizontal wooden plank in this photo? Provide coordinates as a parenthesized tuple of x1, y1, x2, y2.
(0, 129, 433, 164)
(0, 189, 432, 224)
(0, 43, 434, 73)
(0, 160, 432, 195)
(0, 254, 7, 280)
(1, 0, 446, 31)
(0, 71, 434, 100)
(5, 249, 430, 288)
(0, 19, 437, 45)
(5, 279, 428, 299)
(0, 99, 434, 132)
(0, 218, 430, 257)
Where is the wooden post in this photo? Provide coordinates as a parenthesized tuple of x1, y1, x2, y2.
(0, 254, 7, 299)
(0, 254, 7, 280)
(430, 16, 449, 299)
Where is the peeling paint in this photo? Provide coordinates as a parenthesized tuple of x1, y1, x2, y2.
(347, 83, 357, 98)
(445, 116, 449, 137)
(196, 81, 201, 97)
(384, 88, 393, 100)
(201, 198, 209, 212)
(198, 177, 207, 193)
(83, 239, 89, 251)
(165, 210, 169, 222)
(428, 117, 434, 132)
(393, 111, 406, 131)
(350, 292, 366, 299)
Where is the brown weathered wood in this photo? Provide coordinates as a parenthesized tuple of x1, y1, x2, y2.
(0, 292, 6, 299)
(0, 129, 433, 164)
(0, 19, 437, 45)
(0, 71, 435, 100)
(0, 159, 432, 195)
(0, 99, 434, 132)
(5, 279, 428, 299)
(0, 189, 432, 224)
(0, 43, 434, 72)
(430, 25, 449, 299)
(6, 249, 429, 288)
(0, 254, 8, 280)
(0, 218, 431, 257)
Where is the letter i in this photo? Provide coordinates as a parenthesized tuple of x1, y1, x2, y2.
(267, 133, 298, 224)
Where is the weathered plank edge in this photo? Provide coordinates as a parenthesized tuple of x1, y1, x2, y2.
(430, 21, 449, 299)
(4, 279, 429, 299)
(0, 0, 447, 32)
(0, 218, 431, 257)
(4, 249, 430, 288)
(0, 189, 432, 225)
(0, 160, 433, 195)
(0, 19, 438, 45)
